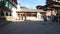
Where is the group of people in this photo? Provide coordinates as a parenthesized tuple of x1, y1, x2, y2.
(43, 9, 58, 22)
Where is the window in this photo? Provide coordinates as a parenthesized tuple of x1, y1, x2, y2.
(5, 1, 9, 7)
(5, 1, 13, 9)
(9, 2, 12, 9)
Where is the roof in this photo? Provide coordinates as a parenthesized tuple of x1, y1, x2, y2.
(17, 8, 46, 12)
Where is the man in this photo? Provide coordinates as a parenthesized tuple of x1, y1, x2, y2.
(43, 9, 51, 21)
(51, 10, 58, 22)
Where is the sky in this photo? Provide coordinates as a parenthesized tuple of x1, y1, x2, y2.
(17, 0, 46, 9)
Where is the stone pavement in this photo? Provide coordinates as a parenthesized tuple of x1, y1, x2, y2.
(0, 21, 60, 34)
(0, 20, 11, 26)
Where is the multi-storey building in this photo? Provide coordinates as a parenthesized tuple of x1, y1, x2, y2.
(44, 0, 60, 21)
(0, 0, 17, 19)
(46, 0, 60, 12)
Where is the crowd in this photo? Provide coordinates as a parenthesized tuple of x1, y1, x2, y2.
(43, 9, 59, 22)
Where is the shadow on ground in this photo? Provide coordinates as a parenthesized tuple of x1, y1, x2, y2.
(0, 17, 12, 27)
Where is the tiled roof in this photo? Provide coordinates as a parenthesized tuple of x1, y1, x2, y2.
(17, 8, 46, 12)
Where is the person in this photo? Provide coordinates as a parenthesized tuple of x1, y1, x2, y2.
(43, 15, 47, 21)
(44, 9, 51, 21)
(51, 10, 58, 22)
(50, 14, 54, 22)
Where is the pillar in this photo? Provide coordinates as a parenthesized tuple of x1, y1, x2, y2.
(4, 12, 6, 16)
(6, 12, 8, 16)
(25, 12, 26, 20)
(10, 12, 12, 16)
(8, 12, 10, 16)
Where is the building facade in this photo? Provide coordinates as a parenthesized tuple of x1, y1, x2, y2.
(0, 0, 17, 19)
(46, 0, 60, 12)
(43, 0, 60, 21)
(36, 5, 45, 18)
(16, 8, 46, 20)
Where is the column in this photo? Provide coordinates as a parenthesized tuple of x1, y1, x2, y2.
(4, 12, 6, 16)
(6, 12, 8, 16)
(10, 13, 11, 16)
(8, 12, 10, 16)
(25, 12, 26, 20)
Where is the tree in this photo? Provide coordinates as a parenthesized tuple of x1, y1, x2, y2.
(20, 6, 28, 9)
(36, 5, 43, 9)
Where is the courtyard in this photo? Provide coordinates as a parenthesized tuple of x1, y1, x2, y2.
(0, 20, 60, 34)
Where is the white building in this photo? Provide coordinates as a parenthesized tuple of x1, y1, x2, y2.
(11, 3, 21, 19)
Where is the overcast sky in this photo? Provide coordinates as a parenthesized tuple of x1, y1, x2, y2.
(17, 0, 46, 9)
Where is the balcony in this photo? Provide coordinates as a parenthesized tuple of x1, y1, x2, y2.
(9, 0, 17, 8)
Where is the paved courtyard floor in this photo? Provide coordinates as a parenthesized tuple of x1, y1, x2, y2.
(0, 20, 60, 34)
